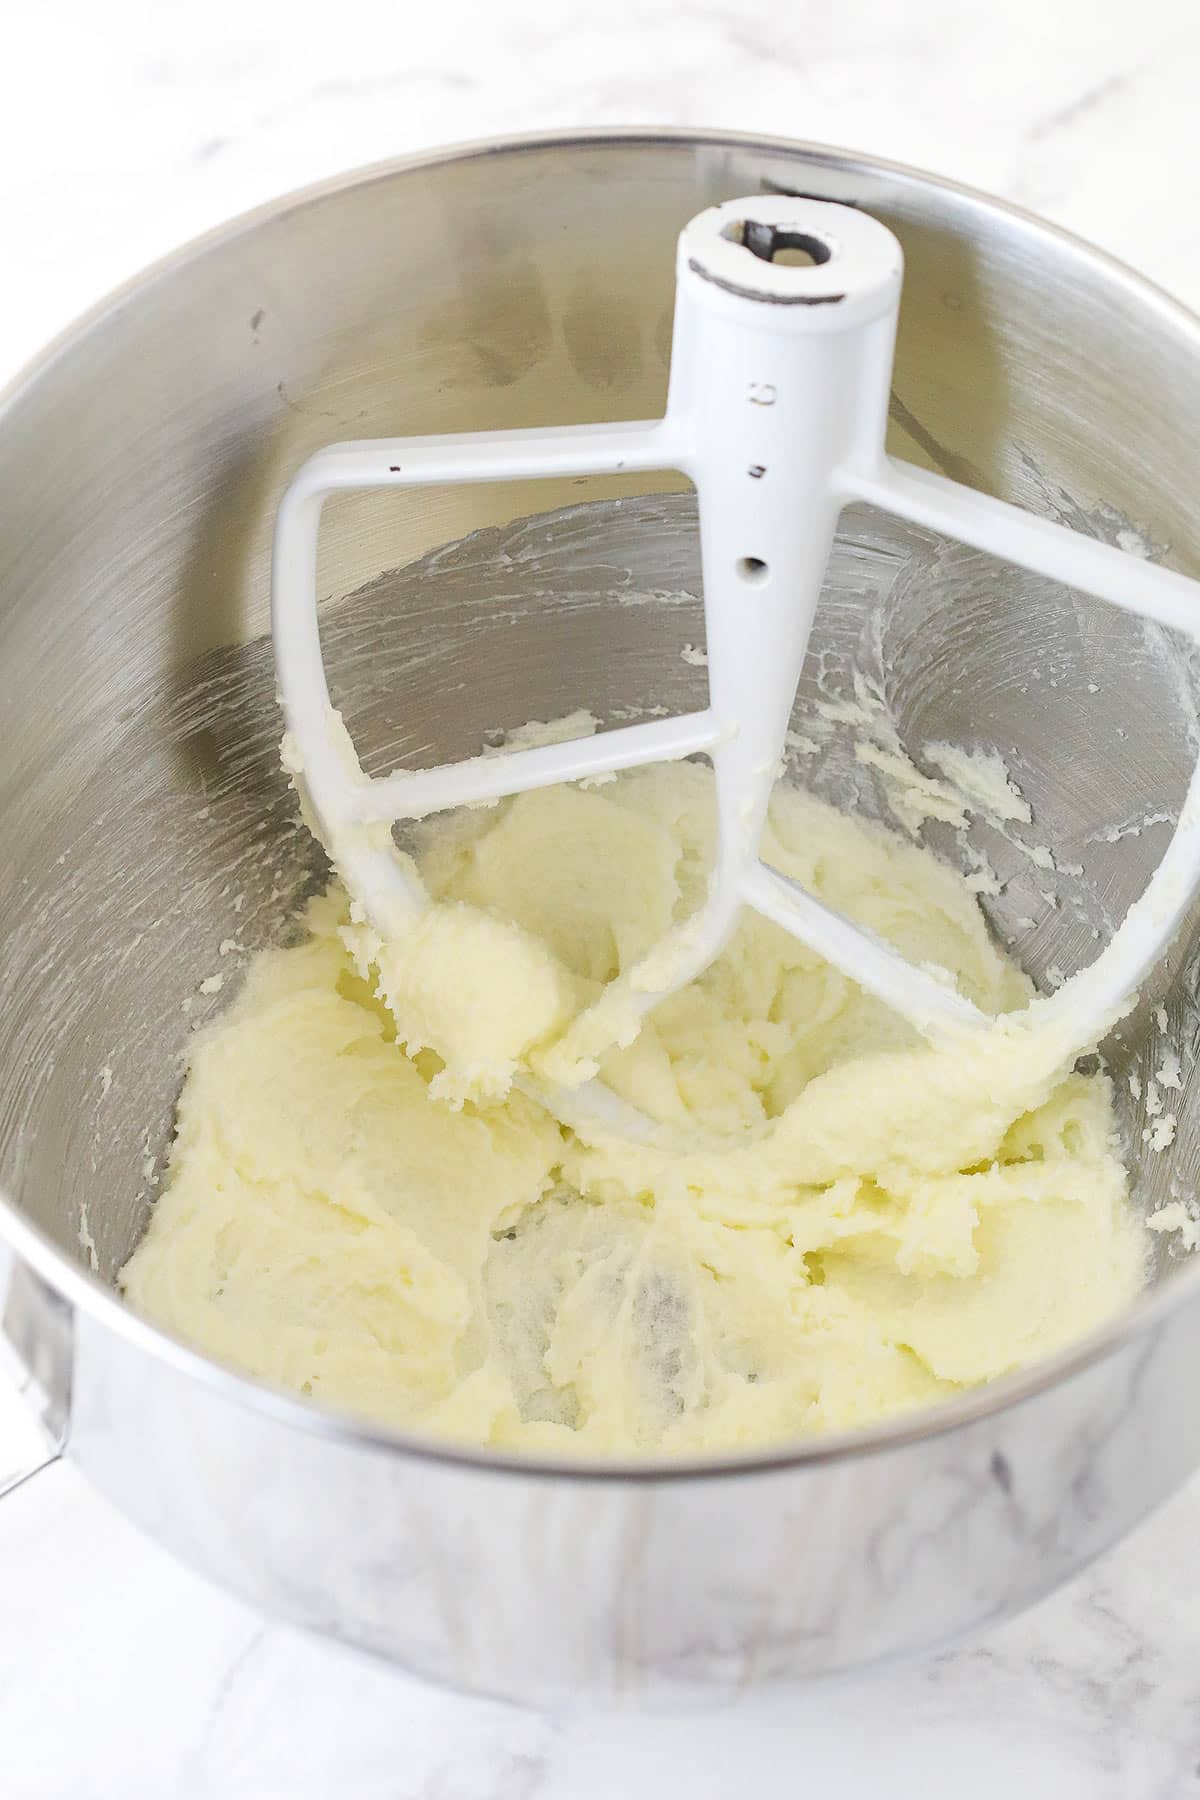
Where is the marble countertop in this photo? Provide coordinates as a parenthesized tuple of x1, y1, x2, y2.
(4, 0, 1200, 1793)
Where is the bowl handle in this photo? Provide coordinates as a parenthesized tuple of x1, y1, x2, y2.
(0, 1241, 71, 1499)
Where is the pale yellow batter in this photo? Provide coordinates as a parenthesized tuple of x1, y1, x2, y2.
(121, 756, 1146, 1454)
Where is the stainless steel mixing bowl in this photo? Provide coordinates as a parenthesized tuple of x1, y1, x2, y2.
(3, 130, 1200, 1706)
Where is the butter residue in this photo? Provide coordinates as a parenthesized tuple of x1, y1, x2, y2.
(923, 742, 1032, 826)
(812, 674, 1045, 883)
(1147, 1200, 1200, 1252)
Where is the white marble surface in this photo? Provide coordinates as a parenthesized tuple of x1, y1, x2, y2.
(4, 0, 1200, 1793)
